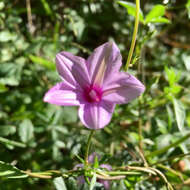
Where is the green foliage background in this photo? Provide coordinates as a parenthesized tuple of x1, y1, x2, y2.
(0, 0, 190, 189)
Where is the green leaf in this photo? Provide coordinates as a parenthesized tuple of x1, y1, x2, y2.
(156, 118, 167, 134)
(0, 83, 8, 93)
(117, 1, 144, 22)
(147, 133, 190, 157)
(186, 0, 190, 19)
(173, 98, 186, 132)
(75, 154, 84, 164)
(146, 5, 165, 20)
(0, 137, 26, 148)
(182, 53, 190, 71)
(53, 177, 67, 190)
(90, 173, 97, 190)
(156, 134, 172, 149)
(167, 105, 173, 130)
(0, 125, 16, 136)
(165, 67, 180, 86)
(0, 161, 28, 179)
(145, 5, 169, 24)
(29, 55, 56, 70)
(147, 17, 170, 24)
(66, 178, 78, 190)
(93, 156, 99, 169)
(0, 2, 5, 10)
(0, 63, 24, 86)
(62, 107, 78, 123)
(0, 31, 17, 42)
(18, 119, 34, 143)
(40, 0, 54, 17)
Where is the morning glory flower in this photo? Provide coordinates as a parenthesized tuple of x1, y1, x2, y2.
(74, 152, 112, 190)
(43, 42, 145, 129)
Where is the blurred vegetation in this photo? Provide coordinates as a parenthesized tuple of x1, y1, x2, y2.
(0, 0, 190, 189)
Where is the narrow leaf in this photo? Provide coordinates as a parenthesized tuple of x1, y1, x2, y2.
(40, 0, 53, 16)
(19, 119, 34, 143)
(145, 5, 166, 23)
(147, 133, 190, 157)
(148, 17, 170, 24)
(117, 1, 144, 22)
(182, 54, 190, 71)
(0, 161, 28, 179)
(29, 55, 56, 70)
(93, 156, 99, 169)
(0, 137, 26, 148)
(53, 177, 67, 190)
(0, 125, 16, 136)
(173, 98, 185, 132)
(90, 173, 97, 190)
(186, 0, 190, 19)
(0, 83, 8, 93)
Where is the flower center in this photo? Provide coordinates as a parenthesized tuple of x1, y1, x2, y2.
(84, 85, 102, 103)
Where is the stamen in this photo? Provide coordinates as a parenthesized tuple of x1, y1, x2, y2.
(89, 89, 100, 102)
(84, 85, 102, 103)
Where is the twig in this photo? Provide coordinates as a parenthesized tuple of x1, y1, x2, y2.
(150, 167, 174, 190)
(96, 174, 126, 180)
(26, 0, 35, 34)
(162, 37, 190, 49)
(119, 166, 157, 175)
(71, 42, 91, 54)
(157, 164, 184, 182)
(136, 146, 148, 167)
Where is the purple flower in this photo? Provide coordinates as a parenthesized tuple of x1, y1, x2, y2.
(74, 153, 112, 190)
(43, 42, 145, 129)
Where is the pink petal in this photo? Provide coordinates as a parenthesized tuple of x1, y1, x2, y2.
(78, 101, 115, 129)
(77, 176, 85, 185)
(86, 42, 122, 86)
(43, 82, 82, 106)
(88, 152, 100, 163)
(102, 72, 145, 104)
(56, 52, 90, 88)
(98, 180, 110, 190)
(100, 164, 112, 171)
(73, 164, 84, 170)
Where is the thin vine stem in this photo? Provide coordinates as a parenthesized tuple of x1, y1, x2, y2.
(84, 130, 95, 167)
(125, 0, 140, 71)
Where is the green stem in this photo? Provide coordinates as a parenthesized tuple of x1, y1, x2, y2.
(146, 133, 190, 158)
(151, 152, 190, 166)
(85, 130, 95, 167)
(125, 0, 140, 71)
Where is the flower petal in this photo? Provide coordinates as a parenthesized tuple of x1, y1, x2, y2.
(77, 176, 85, 185)
(98, 180, 110, 190)
(86, 42, 122, 86)
(100, 164, 112, 171)
(73, 164, 84, 170)
(99, 164, 112, 189)
(78, 101, 115, 129)
(88, 152, 100, 163)
(102, 72, 145, 104)
(56, 52, 90, 88)
(43, 82, 82, 106)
